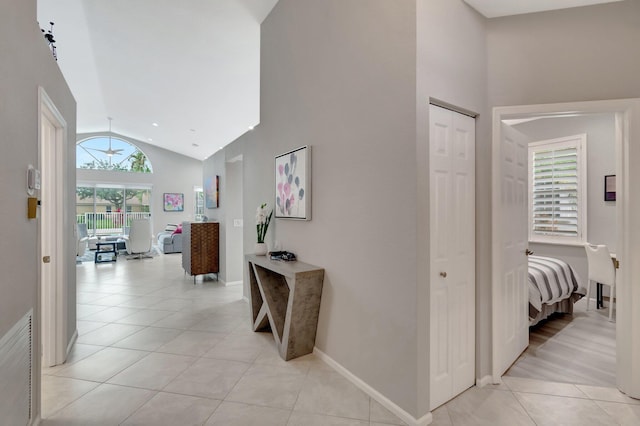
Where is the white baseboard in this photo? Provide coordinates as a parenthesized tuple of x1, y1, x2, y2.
(31, 415, 41, 426)
(476, 375, 493, 388)
(313, 348, 433, 426)
(224, 280, 243, 287)
(65, 329, 78, 362)
(242, 296, 249, 303)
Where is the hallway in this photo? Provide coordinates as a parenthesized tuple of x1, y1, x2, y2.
(40, 254, 639, 425)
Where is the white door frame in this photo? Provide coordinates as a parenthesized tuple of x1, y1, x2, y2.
(39, 87, 68, 367)
(491, 98, 640, 398)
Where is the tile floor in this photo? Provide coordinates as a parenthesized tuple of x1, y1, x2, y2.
(41, 254, 640, 425)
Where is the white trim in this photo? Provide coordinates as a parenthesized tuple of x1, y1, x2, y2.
(476, 375, 495, 388)
(313, 347, 433, 426)
(30, 415, 41, 426)
(65, 330, 78, 361)
(222, 280, 243, 287)
(38, 87, 68, 368)
(490, 98, 640, 398)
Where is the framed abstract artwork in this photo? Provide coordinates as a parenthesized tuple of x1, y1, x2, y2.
(163, 193, 184, 212)
(275, 146, 311, 220)
(205, 175, 219, 209)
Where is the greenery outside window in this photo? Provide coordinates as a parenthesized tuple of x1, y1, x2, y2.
(528, 134, 587, 245)
(77, 136, 152, 172)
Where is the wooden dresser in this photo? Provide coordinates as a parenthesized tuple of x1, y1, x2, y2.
(182, 221, 219, 282)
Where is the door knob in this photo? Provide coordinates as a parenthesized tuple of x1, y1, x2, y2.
(43, 256, 51, 263)
(525, 249, 534, 256)
(440, 272, 447, 278)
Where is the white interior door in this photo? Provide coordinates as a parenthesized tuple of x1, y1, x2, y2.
(430, 105, 475, 409)
(40, 88, 67, 367)
(492, 122, 530, 380)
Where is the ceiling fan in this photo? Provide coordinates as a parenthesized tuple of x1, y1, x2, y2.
(86, 117, 124, 157)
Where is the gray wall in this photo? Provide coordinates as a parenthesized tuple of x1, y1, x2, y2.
(202, 151, 226, 280)
(225, 159, 243, 284)
(76, 133, 203, 239)
(487, 1, 640, 107)
(416, 0, 488, 412)
(516, 114, 617, 284)
(0, 0, 76, 419)
(203, 0, 640, 419)
(206, 0, 421, 416)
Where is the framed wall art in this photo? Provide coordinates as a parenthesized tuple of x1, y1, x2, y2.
(275, 145, 311, 220)
(604, 174, 616, 201)
(163, 193, 184, 212)
(205, 175, 219, 209)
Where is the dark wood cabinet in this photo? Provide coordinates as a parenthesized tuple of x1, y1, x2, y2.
(182, 222, 219, 281)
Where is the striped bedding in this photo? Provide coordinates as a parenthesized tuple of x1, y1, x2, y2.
(528, 255, 583, 323)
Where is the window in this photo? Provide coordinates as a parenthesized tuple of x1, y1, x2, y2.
(77, 136, 153, 173)
(76, 185, 152, 236)
(194, 186, 204, 220)
(528, 134, 587, 244)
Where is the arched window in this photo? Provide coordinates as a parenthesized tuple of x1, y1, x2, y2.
(76, 136, 153, 173)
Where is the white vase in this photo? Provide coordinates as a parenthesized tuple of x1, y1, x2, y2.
(254, 242, 268, 256)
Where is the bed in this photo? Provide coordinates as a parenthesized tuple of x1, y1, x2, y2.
(528, 255, 586, 326)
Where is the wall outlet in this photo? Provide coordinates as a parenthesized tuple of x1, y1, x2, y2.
(233, 219, 243, 227)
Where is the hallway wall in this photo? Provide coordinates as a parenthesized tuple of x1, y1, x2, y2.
(0, 0, 77, 420)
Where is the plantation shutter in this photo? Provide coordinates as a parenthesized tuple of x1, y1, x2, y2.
(529, 135, 586, 243)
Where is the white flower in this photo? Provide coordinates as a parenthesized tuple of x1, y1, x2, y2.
(255, 203, 273, 244)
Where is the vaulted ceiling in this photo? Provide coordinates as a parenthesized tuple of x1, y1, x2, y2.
(37, 0, 278, 160)
(37, 0, 623, 160)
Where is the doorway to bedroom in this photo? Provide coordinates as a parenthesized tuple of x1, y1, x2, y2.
(490, 98, 640, 398)
(502, 112, 617, 387)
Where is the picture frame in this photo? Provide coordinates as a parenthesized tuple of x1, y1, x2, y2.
(163, 193, 184, 212)
(604, 174, 616, 201)
(275, 145, 311, 220)
(204, 175, 219, 209)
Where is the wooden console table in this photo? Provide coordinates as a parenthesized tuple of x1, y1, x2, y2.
(246, 255, 324, 360)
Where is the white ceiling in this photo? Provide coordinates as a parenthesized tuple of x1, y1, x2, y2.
(464, 0, 624, 18)
(37, 0, 279, 160)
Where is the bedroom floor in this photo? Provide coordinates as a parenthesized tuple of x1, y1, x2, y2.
(505, 297, 616, 387)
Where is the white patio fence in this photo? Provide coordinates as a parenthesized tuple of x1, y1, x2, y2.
(76, 212, 151, 236)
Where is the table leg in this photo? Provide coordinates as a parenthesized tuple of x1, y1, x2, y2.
(597, 282, 603, 309)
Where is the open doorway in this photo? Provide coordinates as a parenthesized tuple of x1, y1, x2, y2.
(503, 113, 616, 386)
(224, 155, 244, 286)
(490, 98, 640, 399)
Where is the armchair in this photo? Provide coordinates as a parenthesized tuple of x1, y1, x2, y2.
(123, 219, 153, 259)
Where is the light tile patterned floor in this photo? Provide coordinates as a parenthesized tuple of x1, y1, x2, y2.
(41, 254, 639, 425)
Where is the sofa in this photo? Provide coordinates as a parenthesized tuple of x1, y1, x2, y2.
(157, 224, 183, 254)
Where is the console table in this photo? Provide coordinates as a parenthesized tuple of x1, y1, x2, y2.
(246, 255, 324, 360)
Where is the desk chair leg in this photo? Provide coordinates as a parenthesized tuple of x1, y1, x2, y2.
(585, 280, 592, 311)
(609, 285, 615, 322)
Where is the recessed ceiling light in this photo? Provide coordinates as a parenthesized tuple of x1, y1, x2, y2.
(192, 143, 199, 147)
(219, 147, 223, 150)
(190, 128, 196, 132)
(152, 123, 159, 127)
(147, 138, 153, 142)
(248, 126, 254, 131)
